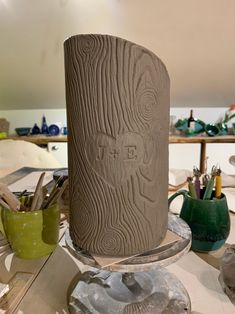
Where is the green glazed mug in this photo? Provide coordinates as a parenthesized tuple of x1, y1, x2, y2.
(0, 202, 60, 259)
(168, 190, 230, 252)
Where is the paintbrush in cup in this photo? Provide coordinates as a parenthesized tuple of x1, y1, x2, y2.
(44, 179, 69, 209)
(42, 176, 64, 209)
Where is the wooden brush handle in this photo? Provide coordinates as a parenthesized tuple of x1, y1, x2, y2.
(31, 172, 46, 211)
(0, 183, 21, 211)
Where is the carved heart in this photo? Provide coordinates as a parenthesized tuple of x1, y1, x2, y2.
(85, 133, 144, 188)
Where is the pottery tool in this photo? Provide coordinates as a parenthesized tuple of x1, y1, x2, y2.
(30, 172, 45, 211)
(215, 166, 222, 199)
(19, 194, 33, 211)
(187, 177, 197, 199)
(42, 176, 62, 208)
(0, 183, 21, 211)
(203, 174, 215, 200)
(202, 174, 208, 187)
(18, 189, 28, 197)
(35, 185, 48, 210)
(44, 178, 69, 209)
(193, 166, 201, 198)
(14, 190, 33, 212)
(42, 176, 64, 209)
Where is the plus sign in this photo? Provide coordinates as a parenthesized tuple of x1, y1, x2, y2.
(109, 148, 120, 159)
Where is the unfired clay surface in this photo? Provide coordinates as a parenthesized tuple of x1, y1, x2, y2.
(64, 34, 170, 256)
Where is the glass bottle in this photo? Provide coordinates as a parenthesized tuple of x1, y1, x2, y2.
(187, 109, 195, 131)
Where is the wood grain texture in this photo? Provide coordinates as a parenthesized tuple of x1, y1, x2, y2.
(64, 34, 170, 257)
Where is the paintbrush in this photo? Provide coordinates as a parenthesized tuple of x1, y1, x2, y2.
(187, 177, 197, 199)
(215, 166, 222, 199)
(44, 179, 69, 209)
(42, 176, 64, 209)
(203, 166, 217, 200)
(193, 166, 201, 199)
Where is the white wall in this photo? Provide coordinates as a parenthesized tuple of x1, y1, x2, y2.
(170, 107, 235, 174)
(0, 0, 235, 110)
(0, 106, 229, 135)
(0, 109, 67, 134)
(170, 107, 228, 125)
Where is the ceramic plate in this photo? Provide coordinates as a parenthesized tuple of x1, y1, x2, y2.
(48, 124, 60, 136)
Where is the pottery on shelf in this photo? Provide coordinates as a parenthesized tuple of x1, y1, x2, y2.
(41, 115, 49, 135)
(15, 127, 31, 136)
(175, 118, 205, 136)
(31, 123, 41, 135)
(48, 124, 60, 136)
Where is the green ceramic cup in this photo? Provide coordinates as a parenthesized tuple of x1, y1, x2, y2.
(168, 190, 230, 252)
(0, 202, 60, 259)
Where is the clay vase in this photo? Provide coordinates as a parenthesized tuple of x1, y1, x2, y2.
(64, 34, 170, 257)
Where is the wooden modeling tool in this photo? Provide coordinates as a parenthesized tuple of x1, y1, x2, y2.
(30, 172, 45, 211)
(0, 183, 21, 211)
(35, 185, 48, 210)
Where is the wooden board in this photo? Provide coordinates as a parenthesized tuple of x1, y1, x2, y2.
(0, 225, 67, 313)
(92, 229, 182, 268)
(0, 272, 34, 312)
(0, 135, 67, 145)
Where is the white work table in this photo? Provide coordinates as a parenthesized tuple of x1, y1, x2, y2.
(0, 168, 235, 314)
(10, 215, 234, 314)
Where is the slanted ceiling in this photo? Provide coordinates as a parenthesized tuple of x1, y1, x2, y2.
(0, 0, 235, 110)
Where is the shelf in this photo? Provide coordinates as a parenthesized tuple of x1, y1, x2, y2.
(169, 135, 235, 144)
(2, 134, 235, 173)
(0, 135, 67, 145)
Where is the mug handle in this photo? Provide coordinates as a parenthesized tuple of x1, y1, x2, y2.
(168, 189, 188, 210)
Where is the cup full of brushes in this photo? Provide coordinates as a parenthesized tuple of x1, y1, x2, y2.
(168, 166, 231, 252)
(0, 173, 67, 259)
(0, 197, 60, 259)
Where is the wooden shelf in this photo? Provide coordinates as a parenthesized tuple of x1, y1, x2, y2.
(2, 134, 235, 145)
(0, 135, 67, 145)
(2, 134, 235, 173)
(169, 135, 235, 144)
